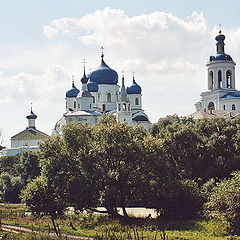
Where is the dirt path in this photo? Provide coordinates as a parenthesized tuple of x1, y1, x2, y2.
(1, 224, 94, 239)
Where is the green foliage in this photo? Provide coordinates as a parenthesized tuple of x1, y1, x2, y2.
(204, 171, 240, 235)
(0, 172, 23, 203)
(0, 156, 20, 177)
(17, 151, 40, 185)
(19, 115, 240, 228)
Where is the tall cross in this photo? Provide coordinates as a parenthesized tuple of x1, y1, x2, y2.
(121, 70, 124, 78)
(132, 70, 135, 79)
(100, 46, 104, 58)
(218, 23, 222, 34)
(30, 102, 33, 111)
(81, 58, 87, 69)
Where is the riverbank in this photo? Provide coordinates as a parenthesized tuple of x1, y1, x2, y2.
(1, 204, 240, 240)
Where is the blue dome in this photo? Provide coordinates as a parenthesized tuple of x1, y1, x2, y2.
(127, 79, 142, 94)
(66, 82, 80, 98)
(26, 110, 37, 119)
(89, 58, 118, 85)
(81, 69, 88, 84)
(221, 92, 240, 99)
(87, 81, 99, 92)
(212, 53, 233, 61)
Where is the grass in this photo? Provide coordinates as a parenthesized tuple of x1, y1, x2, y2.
(1, 204, 240, 240)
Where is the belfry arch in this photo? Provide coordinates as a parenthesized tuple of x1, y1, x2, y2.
(218, 70, 222, 88)
(226, 70, 232, 88)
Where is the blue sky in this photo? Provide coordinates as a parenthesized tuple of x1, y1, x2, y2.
(1, 0, 240, 146)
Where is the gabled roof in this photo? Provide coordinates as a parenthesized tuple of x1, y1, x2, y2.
(11, 128, 49, 141)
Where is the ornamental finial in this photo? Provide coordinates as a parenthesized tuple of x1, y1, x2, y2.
(72, 75, 74, 83)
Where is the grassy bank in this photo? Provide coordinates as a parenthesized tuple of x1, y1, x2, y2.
(1, 204, 240, 240)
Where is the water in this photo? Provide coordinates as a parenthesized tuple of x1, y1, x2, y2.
(96, 207, 158, 218)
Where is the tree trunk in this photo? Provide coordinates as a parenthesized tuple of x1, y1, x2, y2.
(106, 206, 122, 218)
(86, 207, 108, 214)
(51, 217, 59, 237)
(122, 205, 128, 218)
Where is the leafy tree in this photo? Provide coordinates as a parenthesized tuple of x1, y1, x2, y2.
(204, 171, 240, 235)
(21, 175, 65, 236)
(0, 172, 23, 203)
(89, 116, 148, 217)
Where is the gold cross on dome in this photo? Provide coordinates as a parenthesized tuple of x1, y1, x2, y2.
(132, 70, 135, 79)
(30, 102, 33, 111)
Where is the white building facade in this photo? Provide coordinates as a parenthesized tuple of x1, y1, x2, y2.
(195, 31, 240, 113)
(54, 52, 150, 133)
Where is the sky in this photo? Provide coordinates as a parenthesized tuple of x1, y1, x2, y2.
(1, 0, 240, 146)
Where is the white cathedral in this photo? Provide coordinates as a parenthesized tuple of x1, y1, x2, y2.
(53, 51, 150, 133)
(190, 31, 240, 119)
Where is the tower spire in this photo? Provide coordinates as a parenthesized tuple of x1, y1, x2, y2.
(120, 73, 127, 102)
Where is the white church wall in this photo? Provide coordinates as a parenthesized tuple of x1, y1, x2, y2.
(98, 84, 120, 111)
(128, 94, 142, 110)
(11, 139, 43, 148)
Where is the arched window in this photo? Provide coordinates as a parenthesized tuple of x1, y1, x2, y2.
(226, 70, 232, 88)
(98, 93, 100, 102)
(208, 102, 215, 110)
(102, 104, 106, 112)
(118, 104, 121, 111)
(90, 104, 91, 109)
(223, 105, 226, 110)
(92, 96, 95, 103)
(218, 70, 222, 88)
(74, 101, 76, 108)
(107, 93, 111, 102)
(128, 103, 130, 111)
(209, 71, 213, 90)
(135, 98, 139, 105)
(123, 103, 126, 111)
(66, 102, 67, 109)
(232, 104, 236, 110)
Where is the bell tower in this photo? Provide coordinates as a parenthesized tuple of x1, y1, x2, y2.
(207, 31, 236, 91)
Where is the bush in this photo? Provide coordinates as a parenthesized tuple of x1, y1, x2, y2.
(204, 171, 240, 235)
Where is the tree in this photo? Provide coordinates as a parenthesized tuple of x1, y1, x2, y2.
(0, 172, 23, 203)
(204, 171, 240, 235)
(21, 175, 66, 236)
(17, 151, 40, 185)
(89, 116, 148, 217)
